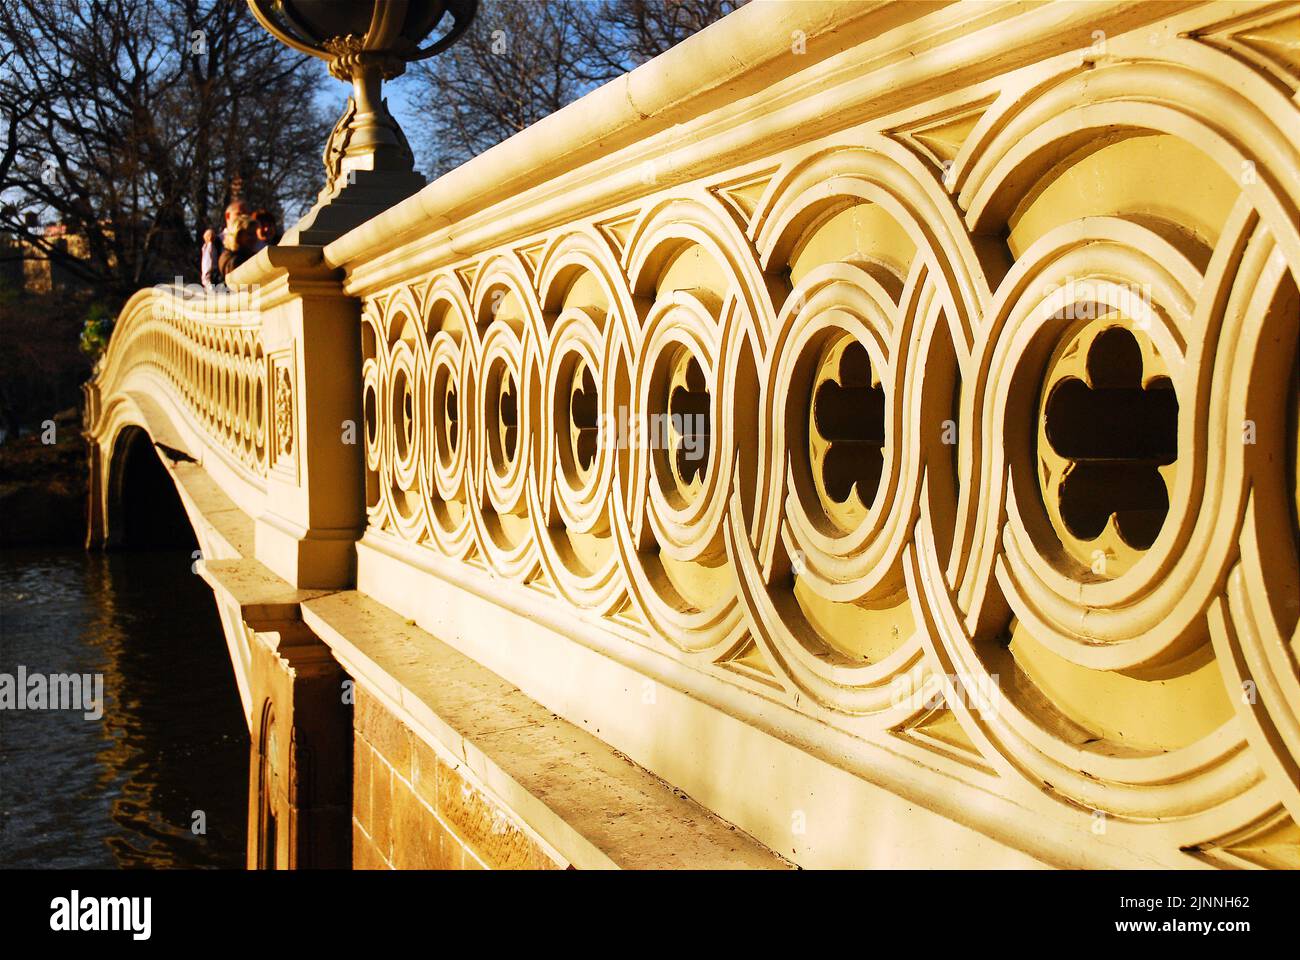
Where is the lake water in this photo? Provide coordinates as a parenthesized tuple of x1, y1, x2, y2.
(0, 548, 248, 868)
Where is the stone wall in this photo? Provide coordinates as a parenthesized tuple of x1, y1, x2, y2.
(351, 686, 563, 870)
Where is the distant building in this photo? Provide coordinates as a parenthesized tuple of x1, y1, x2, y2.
(0, 221, 101, 295)
(13, 222, 100, 293)
(0, 233, 22, 292)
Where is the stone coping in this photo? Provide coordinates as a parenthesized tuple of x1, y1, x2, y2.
(301, 590, 792, 870)
(200, 557, 332, 628)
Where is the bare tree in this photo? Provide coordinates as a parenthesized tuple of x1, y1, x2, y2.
(0, 0, 332, 299)
(406, 0, 743, 177)
(0, 277, 91, 437)
(572, 0, 746, 82)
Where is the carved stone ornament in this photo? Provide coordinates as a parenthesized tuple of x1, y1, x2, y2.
(322, 97, 357, 195)
(275, 366, 294, 458)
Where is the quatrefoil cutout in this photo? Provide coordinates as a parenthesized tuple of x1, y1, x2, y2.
(498, 372, 518, 464)
(810, 339, 886, 526)
(442, 384, 459, 458)
(668, 355, 712, 492)
(1042, 324, 1178, 552)
(568, 361, 599, 477)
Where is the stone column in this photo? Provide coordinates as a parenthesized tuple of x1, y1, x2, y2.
(246, 621, 352, 869)
(237, 246, 365, 589)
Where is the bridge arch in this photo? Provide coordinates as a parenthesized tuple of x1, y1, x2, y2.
(103, 424, 197, 551)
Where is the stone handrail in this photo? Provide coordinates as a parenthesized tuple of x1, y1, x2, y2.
(323, 0, 1300, 867)
(87, 284, 269, 480)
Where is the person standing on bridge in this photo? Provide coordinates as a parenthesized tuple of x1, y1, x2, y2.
(217, 215, 256, 284)
(201, 199, 251, 291)
(251, 209, 279, 253)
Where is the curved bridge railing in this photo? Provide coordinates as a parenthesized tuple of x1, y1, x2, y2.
(88, 285, 269, 480)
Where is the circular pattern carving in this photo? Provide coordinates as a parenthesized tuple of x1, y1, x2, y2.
(90, 288, 270, 476)
(299, 28, 1300, 848)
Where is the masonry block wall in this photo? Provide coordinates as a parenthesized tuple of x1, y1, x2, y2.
(351, 687, 563, 870)
(246, 623, 352, 870)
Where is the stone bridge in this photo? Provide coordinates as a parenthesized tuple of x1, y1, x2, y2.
(82, 0, 1300, 869)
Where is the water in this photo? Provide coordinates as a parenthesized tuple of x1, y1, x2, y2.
(0, 548, 248, 868)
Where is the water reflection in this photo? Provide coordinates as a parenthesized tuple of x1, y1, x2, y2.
(0, 548, 247, 868)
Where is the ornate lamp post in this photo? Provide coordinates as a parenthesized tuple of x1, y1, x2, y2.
(248, 0, 477, 245)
